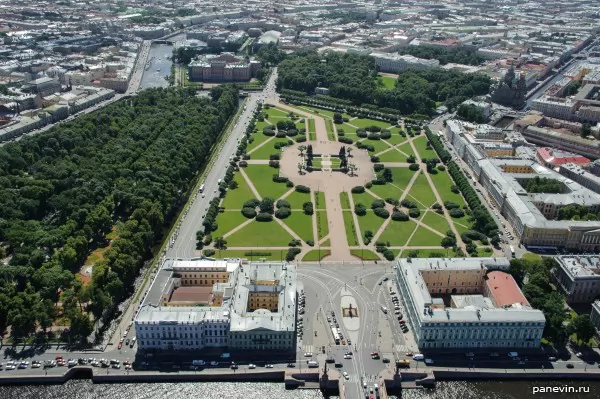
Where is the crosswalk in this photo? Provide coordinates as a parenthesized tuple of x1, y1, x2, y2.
(301, 344, 315, 354)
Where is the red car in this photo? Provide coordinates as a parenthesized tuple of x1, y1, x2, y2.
(55, 355, 63, 360)
(118, 342, 123, 350)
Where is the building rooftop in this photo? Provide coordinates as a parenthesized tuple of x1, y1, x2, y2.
(556, 255, 600, 279)
(485, 271, 530, 307)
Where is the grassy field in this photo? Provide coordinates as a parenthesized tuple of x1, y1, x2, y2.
(285, 191, 312, 209)
(360, 138, 393, 155)
(352, 191, 377, 208)
(406, 173, 437, 208)
(522, 252, 543, 262)
(351, 249, 380, 260)
(213, 212, 250, 238)
(343, 211, 360, 246)
(453, 220, 472, 235)
(282, 212, 314, 242)
(326, 119, 336, 140)
(317, 210, 329, 240)
(408, 226, 442, 246)
(368, 182, 403, 202)
(221, 173, 256, 209)
(308, 119, 316, 141)
(384, 133, 407, 146)
(379, 75, 397, 89)
(315, 191, 326, 210)
(299, 105, 336, 119)
(428, 171, 466, 207)
(246, 131, 273, 153)
(302, 250, 331, 261)
(264, 107, 288, 118)
(248, 137, 291, 160)
(340, 192, 351, 209)
(205, 249, 284, 261)
(400, 249, 457, 258)
(378, 219, 417, 246)
(368, 168, 416, 201)
(356, 211, 387, 243)
(476, 247, 494, 257)
(225, 220, 293, 247)
(412, 136, 435, 160)
(244, 165, 291, 199)
(421, 211, 452, 235)
(352, 119, 391, 130)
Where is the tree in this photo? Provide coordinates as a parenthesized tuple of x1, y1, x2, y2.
(298, 145, 307, 157)
(228, 180, 238, 190)
(568, 315, 596, 345)
(333, 112, 343, 124)
(339, 146, 346, 158)
(581, 123, 592, 138)
(214, 237, 227, 250)
(298, 162, 304, 174)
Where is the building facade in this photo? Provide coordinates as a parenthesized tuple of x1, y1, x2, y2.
(188, 54, 260, 82)
(553, 256, 600, 303)
(395, 257, 545, 350)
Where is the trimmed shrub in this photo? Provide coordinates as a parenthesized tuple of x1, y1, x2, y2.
(374, 208, 390, 219)
(286, 180, 294, 187)
(351, 186, 365, 194)
(296, 135, 307, 143)
(449, 208, 465, 218)
(270, 154, 281, 160)
(276, 199, 290, 208)
(408, 208, 421, 218)
(241, 207, 257, 219)
(391, 211, 409, 221)
(354, 203, 367, 216)
(303, 201, 314, 215)
(286, 247, 302, 262)
(370, 156, 380, 163)
(256, 212, 273, 222)
(204, 249, 216, 257)
(367, 133, 380, 140)
(371, 199, 386, 209)
(374, 163, 385, 172)
(243, 199, 260, 208)
(357, 129, 367, 138)
(296, 185, 310, 193)
(365, 182, 372, 189)
(338, 136, 353, 144)
(269, 160, 280, 168)
(409, 163, 420, 171)
(385, 198, 399, 206)
(383, 250, 395, 261)
(380, 130, 391, 139)
(239, 160, 248, 168)
(275, 207, 291, 219)
(273, 175, 288, 183)
(306, 240, 314, 246)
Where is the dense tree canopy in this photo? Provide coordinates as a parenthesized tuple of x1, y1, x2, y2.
(0, 86, 239, 341)
(277, 51, 492, 115)
(397, 45, 485, 66)
(522, 177, 564, 194)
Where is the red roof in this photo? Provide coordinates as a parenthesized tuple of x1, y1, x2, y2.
(536, 147, 590, 166)
(485, 271, 529, 307)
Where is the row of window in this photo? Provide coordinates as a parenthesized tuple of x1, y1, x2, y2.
(140, 338, 227, 347)
(421, 328, 540, 341)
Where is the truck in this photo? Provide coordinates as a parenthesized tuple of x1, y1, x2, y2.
(397, 359, 411, 368)
(307, 361, 319, 368)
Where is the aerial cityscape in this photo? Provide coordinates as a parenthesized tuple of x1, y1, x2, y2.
(0, 0, 600, 398)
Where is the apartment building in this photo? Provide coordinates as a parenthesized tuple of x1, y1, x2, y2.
(519, 125, 600, 159)
(553, 256, 600, 303)
(135, 259, 297, 352)
(532, 96, 578, 121)
(395, 257, 545, 350)
(536, 147, 590, 168)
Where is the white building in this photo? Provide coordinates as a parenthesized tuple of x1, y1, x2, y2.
(395, 257, 546, 350)
(370, 52, 439, 73)
(553, 256, 600, 303)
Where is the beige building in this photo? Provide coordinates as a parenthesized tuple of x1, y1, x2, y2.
(188, 53, 261, 82)
(553, 255, 600, 303)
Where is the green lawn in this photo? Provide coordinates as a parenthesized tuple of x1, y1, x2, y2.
(361, 138, 393, 155)
(205, 249, 284, 261)
(356, 211, 388, 244)
(453, 220, 472, 235)
(282, 211, 314, 242)
(295, 120, 305, 131)
(522, 252, 543, 262)
(396, 141, 415, 157)
(421, 211, 452, 236)
(299, 105, 336, 119)
(213, 212, 250, 238)
(225, 220, 293, 247)
(264, 107, 288, 118)
(412, 136, 436, 160)
(284, 191, 312, 209)
(369, 168, 417, 200)
(351, 249, 380, 261)
(379, 75, 397, 89)
(248, 137, 291, 160)
(406, 173, 437, 208)
(343, 211, 359, 246)
(302, 250, 331, 262)
(352, 118, 391, 130)
(315, 191, 326, 210)
(246, 132, 273, 153)
(476, 247, 494, 257)
(308, 118, 316, 132)
(384, 133, 407, 146)
(378, 145, 415, 162)
(400, 249, 456, 258)
(408, 226, 443, 246)
(428, 171, 466, 207)
(326, 119, 336, 140)
(221, 173, 256, 209)
(340, 192, 351, 209)
(352, 191, 377, 207)
(378, 219, 417, 246)
(317, 210, 329, 240)
(339, 123, 357, 134)
(244, 165, 291, 200)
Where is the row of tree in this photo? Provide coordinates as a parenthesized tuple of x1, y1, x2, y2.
(0, 86, 240, 342)
(396, 45, 485, 66)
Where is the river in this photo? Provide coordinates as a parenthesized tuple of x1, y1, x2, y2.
(2, 380, 600, 399)
(139, 33, 186, 90)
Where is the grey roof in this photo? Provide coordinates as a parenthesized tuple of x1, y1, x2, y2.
(555, 255, 600, 279)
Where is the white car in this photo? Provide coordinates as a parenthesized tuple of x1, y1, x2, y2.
(343, 354, 352, 359)
(248, 364, 256, 369)
(265, 364, 274, 368)
(31, 362, 41, 368)
(304, 352, 313, 357)
(343, 371, 349, 380)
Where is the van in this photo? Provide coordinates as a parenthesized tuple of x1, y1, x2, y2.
(217, 179, 222, 184)
(412, 354, 424, 361)
(307, 361, 319, 368)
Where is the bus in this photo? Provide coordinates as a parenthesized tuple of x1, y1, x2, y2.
(509, 245, 516, 258)
(331, 327, 340, 345)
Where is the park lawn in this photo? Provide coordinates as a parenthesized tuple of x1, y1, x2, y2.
(321, 238, 330, 246)
(299, 105, 336, 119)
(384, 133, 407, 146)
(302, 250, 331, 261)
(282, 212, 314, 243)
(368, 183, 403, 201)
(244, 165, 290, 199)
(221, 173, 257, 209)
(213, 212, 250, 238)
(308, 118, 316, 133)
(396, 141, 415, 158)
(362, 138, 393, 155)
(285, 190, 312, 209)
(339, 123, 357, 134)
(400, 249, 454, 258)
(317, 210, 329, 240)
(330, 158, 342, 168)
(379, 75, 396, 89)
(313, 158, 324, 168)
(352, 191, 377, 207)
(255, 121, 271, 133)
(406, 173, 437, 208)
(205, 249, 283, 261)
(315, 191, 326, 209)
(453, 220, 472, 235)
(326, 119, 336, 140)
(390, 167, 418, 189)
(248, 138, 291, 160)
(408, 226, 443, 246)
(352, 118, 391, 130)
(476, 247, 494, 257)
(340, 192, 351, 209)
(225, 220, 293, 247)
(412, 136, 436, 160)
(379, 219, 417, 246)
(264, 106, 288, 118)
(391, 249, 402, 258)
(295, 121, 305, 131)
(377, 147, 407, 163)
(428, 171, 466, 207)
(308, 131, 316, 141)
(357, 211, 387, 242)
(351, 249, 381, 261)
(343, 211, 360, 246)
(421, 211, 452, 236)
(246, 132, 273, 153)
